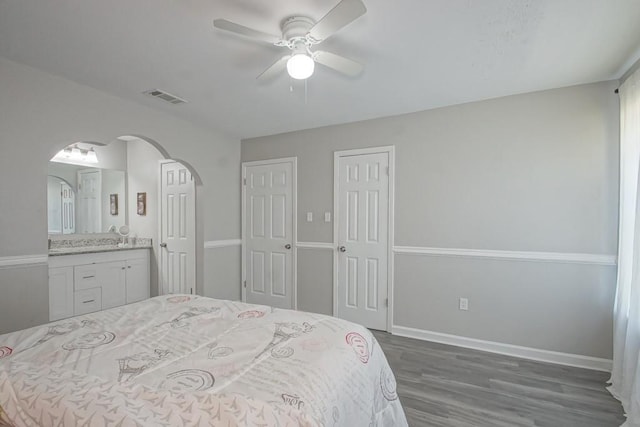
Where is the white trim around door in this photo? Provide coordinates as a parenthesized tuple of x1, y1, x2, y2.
(333, 146, 395, 332)
(242, 157, 298, 310)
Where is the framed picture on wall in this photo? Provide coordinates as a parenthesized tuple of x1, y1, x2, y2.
(137, 192, 147, 216)
(110, 194, 118, 216)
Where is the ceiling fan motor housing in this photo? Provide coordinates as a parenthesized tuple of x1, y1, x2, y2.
(281, 16, 316, 46)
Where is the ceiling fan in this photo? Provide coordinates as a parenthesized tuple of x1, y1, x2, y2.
(213, 0, 367, 81)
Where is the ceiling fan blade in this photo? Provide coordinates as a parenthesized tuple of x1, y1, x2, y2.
(213, 19, 282, 45)
(257, 55, 291, 81)
(307, 0, 366, 42)
(314, 51, 364, 77)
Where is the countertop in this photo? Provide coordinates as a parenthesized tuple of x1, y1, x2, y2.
(49, 243, 152, 256)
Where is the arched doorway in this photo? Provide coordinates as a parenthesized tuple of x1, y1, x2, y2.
(47, 135, 204, 297)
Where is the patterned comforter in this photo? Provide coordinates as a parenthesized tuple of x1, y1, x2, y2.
(0, 295, 407, 426)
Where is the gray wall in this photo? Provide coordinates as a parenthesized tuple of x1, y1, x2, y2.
(0, 57, 241, 334)
(126, 138, 165, 297)
(204, 246, 242, 301)
(242, 81, 620, 359)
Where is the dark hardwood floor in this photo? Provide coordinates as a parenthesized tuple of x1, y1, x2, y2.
(373, 331, 625, 427)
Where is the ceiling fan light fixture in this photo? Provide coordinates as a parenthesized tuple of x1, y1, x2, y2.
(287, 53, 315, 80)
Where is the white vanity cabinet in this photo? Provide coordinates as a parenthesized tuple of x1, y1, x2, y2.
(48, 249, 150, 321)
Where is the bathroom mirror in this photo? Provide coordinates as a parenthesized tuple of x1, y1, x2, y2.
(47, 162, 127, 234)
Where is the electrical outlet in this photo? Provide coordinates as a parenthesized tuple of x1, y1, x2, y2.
(324, 212, 331, 222)
(306, 212, 313, 222)
(459, 297, 469, 311)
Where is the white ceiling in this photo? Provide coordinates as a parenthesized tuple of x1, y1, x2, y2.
(1, 0, 640, 140)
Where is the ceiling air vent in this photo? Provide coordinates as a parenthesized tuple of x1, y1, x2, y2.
(143, 89, 187, 105)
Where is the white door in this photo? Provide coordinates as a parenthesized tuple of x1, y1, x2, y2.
(61, 182, 75, 234)
(77, 169, 101, 233)
(160, 161, 196, 295)
(335, 149, 392, 330)
(243, 159, 295, 309)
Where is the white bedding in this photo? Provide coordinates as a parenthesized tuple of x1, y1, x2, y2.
(0, 295, 407, 426)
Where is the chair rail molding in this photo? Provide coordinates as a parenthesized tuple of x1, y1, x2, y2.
(0, 254, 49, 269)
(392, 245, 616, 266)
(204, 239, 242, 249)
(296, 241, 334, 250)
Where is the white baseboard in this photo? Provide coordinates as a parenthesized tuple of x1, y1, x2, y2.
(0, 254, 48, 269)
(204, 239, 241, 249)
(391, 325, 612, 372)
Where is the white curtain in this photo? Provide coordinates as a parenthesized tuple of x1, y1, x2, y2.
(609, 67, 640, 427)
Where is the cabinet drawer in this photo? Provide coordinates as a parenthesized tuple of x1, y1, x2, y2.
(74, 265, 99, 291)
(74, 287, 102, 315)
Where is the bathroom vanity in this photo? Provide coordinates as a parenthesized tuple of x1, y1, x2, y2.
(48, 243, 151, 321)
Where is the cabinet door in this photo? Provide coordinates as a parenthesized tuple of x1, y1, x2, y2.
(126, 257, 150, 304)
(49, 267, 74, 321)
(99, 261, 127, 310)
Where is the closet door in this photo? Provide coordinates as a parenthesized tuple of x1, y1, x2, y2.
(243, 159, 296, 309)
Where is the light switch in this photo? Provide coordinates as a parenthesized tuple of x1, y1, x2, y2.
(306, 212, 313, 222)
(324, 212, 331, 222)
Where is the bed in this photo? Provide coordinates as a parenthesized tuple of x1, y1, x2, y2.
(0, 295, 407, 426)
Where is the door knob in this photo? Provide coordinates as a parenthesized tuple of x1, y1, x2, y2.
(285, 244, 292, 250)
(339, 246, 346, 252)
(160, 243, 167, 248)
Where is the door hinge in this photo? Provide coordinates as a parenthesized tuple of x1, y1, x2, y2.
(386, 166, 390, 176)
(243, 178, 247, 185)
(190, 288, 193, 295)
(385, 298, 389, 307)
(243, 280, 247, 288)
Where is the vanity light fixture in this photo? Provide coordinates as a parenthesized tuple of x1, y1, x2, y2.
(85, 148, 98, 164)
(70, 145, 82, 160)
(52, 144, 99, 164)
